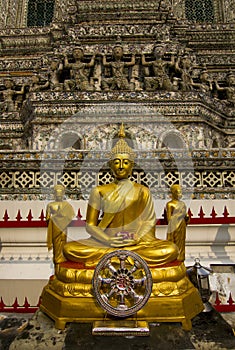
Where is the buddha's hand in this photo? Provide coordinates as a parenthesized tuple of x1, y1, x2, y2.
(109, 232, 137, 247)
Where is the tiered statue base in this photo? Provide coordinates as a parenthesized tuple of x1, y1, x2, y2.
(40, 260, 204, 331)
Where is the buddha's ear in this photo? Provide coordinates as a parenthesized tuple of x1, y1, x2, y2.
(108, 159, 113, 168)
(108, 160, 115, 175)
(128, 165, 134, 176)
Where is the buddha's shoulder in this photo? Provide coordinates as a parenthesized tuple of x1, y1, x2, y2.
(91, 183, 116, 195)
(133, 182, 151, 194)
(91, 182, 150, 195)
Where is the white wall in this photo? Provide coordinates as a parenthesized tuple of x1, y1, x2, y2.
(0, 199, 234, 306)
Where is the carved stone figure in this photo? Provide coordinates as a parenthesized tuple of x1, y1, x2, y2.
(197, 128, 205, 148)
(174, 52, 194, 91)
(0, 78, 25, 112)
(27, 73, 50, 92)
(166, 184, 189, 261)
(46, 184, 75, 269)
(101, 45, 135, 91)
(215, 71, 235, 106)
(63, 47, 96, 91)
(49, 59, 64, 91)
(141, 46, 174, 91)
(192, 67, 213, 93)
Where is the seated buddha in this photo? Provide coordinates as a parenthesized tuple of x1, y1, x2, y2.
(63, 124, 179, 267)
(41, 124, 203, 331)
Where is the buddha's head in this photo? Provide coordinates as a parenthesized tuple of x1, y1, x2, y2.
(53, 184, 65, 200)
(170, 184, 182, 200)
(109, 124, 135, 180)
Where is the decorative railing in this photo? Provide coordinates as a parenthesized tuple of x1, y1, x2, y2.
(0, 148, 235, 200)
(214, 292, 235, 313)
(0, 206, 235, 228)
(0, 209, 84, 228)
(0, 293, 235, 314)
(0, 297, 40, 313)
(158, 206, 235, 225)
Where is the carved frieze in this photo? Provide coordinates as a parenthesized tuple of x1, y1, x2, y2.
(0, 0, 235, 200)
(223, 0, 235, 23)
(67, 24, 171, 40)
(0, 149, 235, 200)
(70, 0, 172, 23)
(1, 35, 51, 51)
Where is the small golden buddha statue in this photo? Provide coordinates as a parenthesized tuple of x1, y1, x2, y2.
(46, 184, 75, 266)
(63, 124, 179, 266)
(166, 184, 190, 261)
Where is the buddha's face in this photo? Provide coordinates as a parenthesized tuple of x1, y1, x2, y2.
(54, 186, 65, 200)
(171, 185, 182, 200)
(110, 154, 133, 180)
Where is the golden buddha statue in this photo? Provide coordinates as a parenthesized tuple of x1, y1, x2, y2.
(166, 184, 190, 261)
(40, 125, 203, 331)
(63, 124, 178, 267)
(46, 184, 75, 266)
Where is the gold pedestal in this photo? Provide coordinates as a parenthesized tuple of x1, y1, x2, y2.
(40, 261, 204, 331)
(92, 320, 150, 336)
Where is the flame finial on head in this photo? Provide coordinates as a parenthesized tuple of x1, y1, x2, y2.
(109, 123, 135, 161)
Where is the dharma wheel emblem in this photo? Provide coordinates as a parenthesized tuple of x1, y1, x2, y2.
(92, 250, 152, 318)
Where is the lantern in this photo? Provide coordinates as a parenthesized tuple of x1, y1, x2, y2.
(187, 258, 213, 311)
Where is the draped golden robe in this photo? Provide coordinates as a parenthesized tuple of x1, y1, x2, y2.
(63, 179, 178, 266)
(46, 201, 75, 264)
(167, 200, 187, 261)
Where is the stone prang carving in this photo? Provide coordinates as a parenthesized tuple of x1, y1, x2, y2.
(0, 0, 235, 201)
(27, 73, 50, 93)
(192, 66, 213, 94)
(63, 47, 96, 91)
(174, 50, 196, 92)
(215, 71, 235, 106)
(0, 78, 25, 112)
(101, 45, 135, 91)
(48, 59, 64, 92)
(141, 45, 174, 91)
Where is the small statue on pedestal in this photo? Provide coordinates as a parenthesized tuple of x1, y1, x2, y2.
(46, 184, 75, 271)
(166, 184, 190, 261)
